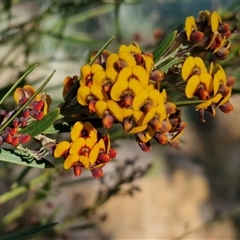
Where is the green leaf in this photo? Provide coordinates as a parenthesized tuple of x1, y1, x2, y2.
(0, 148, 54, 168)
(19, 108, 60, 136)
(157, 57, 182, 73)
(0, 222, 58, 240)
(153, 30, 177, 62)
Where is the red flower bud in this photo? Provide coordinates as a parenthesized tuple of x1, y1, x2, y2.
(73, 164, 82, 177)
(11, 137, 20, 146)
(91, 167, 104, 178)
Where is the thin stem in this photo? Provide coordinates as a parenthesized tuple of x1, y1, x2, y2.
(0, 172, 49, 205)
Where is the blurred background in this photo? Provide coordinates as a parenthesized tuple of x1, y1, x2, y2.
(0, 0, 240, 239)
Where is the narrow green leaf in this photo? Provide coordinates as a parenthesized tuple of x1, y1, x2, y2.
(157, 57, 182, 73)
(89, 35, 116, 65)
(153, 30, 177, 62)
(0, 222, 58, 240)
(0, 148, 54, 168)
(0, 64, 38, 105)
(19, 108, 60, 136)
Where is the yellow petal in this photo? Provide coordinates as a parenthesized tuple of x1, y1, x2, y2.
(122, 108, 134, 118)
(159, 89, 167, 103)
(107, 100, 123, 122)
(90, 85, 108, 101)
(95, 100, 107, 118)
(54, 141, 71, 158)
(23, 85, 36, 98)
(106, 53, 119, 69)
(132, 65, 149, 87)
(105, 67, 118, 84)
(119, 51, 136, 67)
(213, 72, 220, 96)
(156, 104, 167, 122)
(145, 126, 155, 142)
(64, 153, 79, 169)
(89, 143, 100, 165)
(98, 139, 105, 151)
(212, 93, 222, 103)
(132, 89, 149, 111)
(216, 69, 227, 85)
(199, 72, 213, 92)
(92, 70, 106, 87)
(117, 66, 133, 82)
(145, 84, 154, 92)
(194, 57, 207, 73)
(144, 57, 154, 74)
(79, 155, 90, 168)
(110, 80, 128, 101)
(70, 121, 84, 141)
(218, 88, 232, 106)
(14, 87, 25, 104)
(83, 122, 98, 143)
(91, 63, 103, 73)
(80, 65, 91, 85)
(85, 137, 95, 149)
(118, 44, 130, 53)
(141, 107, 156, 125)
(128, 79, 144, 97)
(208, 62, 214, 75)
(149, 89, 160, 106)
(185, 75, 201, 98)
(70, 138, 85, 154)
(129, 124, 147, 134)
(181, 56, 195, 80)
(77, 86, 90, 106)
(211, 11, 221, 33)
(129, 42, 141, 53)
(184, 16, 197, 40)
(133, 111, 145, 125)
(196, 99, 213, 109)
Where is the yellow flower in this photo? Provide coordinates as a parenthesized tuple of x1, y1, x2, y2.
(79, 64, 103, 87)
(95, 100, 123, 128)
(106, 51, 136, 71)
(110, 65, 149, 105)
(64, 137, 100, 169)
(70, 121, 98, 142)
(185, 72, 213, 99)
(118, 42, 141, 54)
(181, 56, 207, 81)
(77, 85, 109, 112)
(14, 85, 51, 115)
(53, 121, 117, 177)
(92, 68, 117, 92)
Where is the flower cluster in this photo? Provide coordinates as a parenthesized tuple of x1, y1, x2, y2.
(76, 43, 186, 151)
(181, 56, 234, 121)
(0, 9, 235, 179)
(183, 10, 231, 59)
(0, 85, 51, 147)
(54, 121, 116, 178)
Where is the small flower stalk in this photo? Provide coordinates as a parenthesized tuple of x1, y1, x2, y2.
(0, 9, 237, 178)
